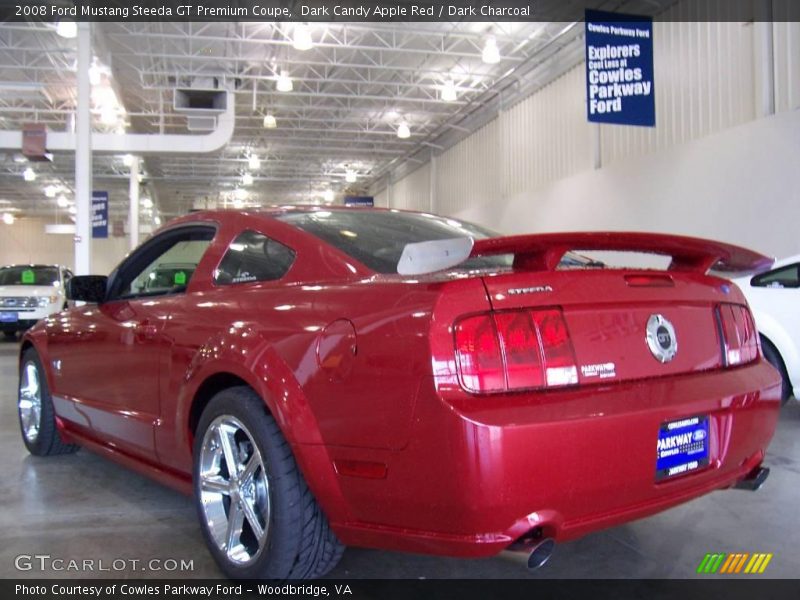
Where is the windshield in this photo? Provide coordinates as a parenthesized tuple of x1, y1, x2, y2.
(277, 210, 511, 274)
(0, 266, 59, 286)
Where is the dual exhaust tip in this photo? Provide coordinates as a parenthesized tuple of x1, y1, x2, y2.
(500, 465, 769, 572)
(734, 466, 770, 491)
(501, 537, 556, 571)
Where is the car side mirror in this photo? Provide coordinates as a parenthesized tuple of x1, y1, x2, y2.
(66, 275, 108, 303)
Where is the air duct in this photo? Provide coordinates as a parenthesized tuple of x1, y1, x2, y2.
(0, 90, 235, 155)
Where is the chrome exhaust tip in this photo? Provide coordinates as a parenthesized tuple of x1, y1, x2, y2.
(734, 466, 770, 491)
(501, 537, 556, 571)
(526, 537, 556, 569)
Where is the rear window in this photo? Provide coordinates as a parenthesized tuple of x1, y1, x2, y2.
(751, 263, 799, 289)
(214, 230, 295, 285)
(277, 210, 510, 274)
(0, 266, 59, 286)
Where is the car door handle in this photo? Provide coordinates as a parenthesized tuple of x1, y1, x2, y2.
(133, 322, 159, 341)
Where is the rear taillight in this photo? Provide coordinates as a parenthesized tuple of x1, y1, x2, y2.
(454, 314, 505, 392)
(717, 304, 759, 366)
(454, 308, 578, 394)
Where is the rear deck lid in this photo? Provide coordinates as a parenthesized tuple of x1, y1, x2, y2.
(473, 233, 769, 386)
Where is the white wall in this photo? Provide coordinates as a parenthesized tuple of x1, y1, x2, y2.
(376, 18, 800, 259)
(453, 110, 800, 260)
(391, 163, 431, 211)
(0, 218, 129, 275)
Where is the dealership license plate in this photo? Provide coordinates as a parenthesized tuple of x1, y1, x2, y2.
(656, 416, 710, 480)
(0, 312, 18, 323)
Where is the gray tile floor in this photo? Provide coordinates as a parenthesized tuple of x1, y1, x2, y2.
(1, 338, 798, 579)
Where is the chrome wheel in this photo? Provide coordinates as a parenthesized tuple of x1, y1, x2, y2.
(19, 361, 42, 444)
(198, 415, 270, 565)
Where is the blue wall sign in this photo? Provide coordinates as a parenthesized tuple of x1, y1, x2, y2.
(585, 10, 655, 127)
(92, 191, 108, 239)
(344, 196, 374, 207)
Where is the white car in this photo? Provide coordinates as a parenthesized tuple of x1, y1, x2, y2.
(733, 255, 800, 404)
(0, 264, 73, 340)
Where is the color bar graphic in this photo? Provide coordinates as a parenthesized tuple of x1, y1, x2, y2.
(698, 552, 773, 574)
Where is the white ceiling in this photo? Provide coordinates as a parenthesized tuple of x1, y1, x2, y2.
(0, 3, 670, 225)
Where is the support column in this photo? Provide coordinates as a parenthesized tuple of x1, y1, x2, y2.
(758, 20, 776, 117)
(128, 157, 140, 250)
(592, 124, 602, 170)
(74, 22, 92, 274)
(429, 155, 437, 213)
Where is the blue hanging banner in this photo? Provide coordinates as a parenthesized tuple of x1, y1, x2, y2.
(92, 191, 109, 239)
(585, 10, 655, 127)
(344, 196, 374, 207)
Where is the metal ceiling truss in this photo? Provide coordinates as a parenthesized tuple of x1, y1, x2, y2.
(0, 0, 674, 221)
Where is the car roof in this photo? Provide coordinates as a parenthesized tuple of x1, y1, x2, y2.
(0, 264, 64, 269)
(160, 205, 436, 235)
(766, 254, 800, 270)
(174, 205, 416, 221)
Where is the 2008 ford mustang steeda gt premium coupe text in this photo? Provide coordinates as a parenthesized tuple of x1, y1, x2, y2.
(17, 208, 781, 579)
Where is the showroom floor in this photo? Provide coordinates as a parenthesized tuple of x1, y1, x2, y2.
(1, 337, 798, 579)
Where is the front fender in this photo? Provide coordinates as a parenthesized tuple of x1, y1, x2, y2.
(19, 325, 51, 389)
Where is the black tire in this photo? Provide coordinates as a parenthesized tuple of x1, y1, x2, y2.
(4, 331, 16, 340)
(760, 336, 791, 405)
(193, 386, 343, 580)
(18, 348, 80, 456)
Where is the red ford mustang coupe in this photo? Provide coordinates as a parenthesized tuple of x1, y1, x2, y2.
(17, 207, 781, 579)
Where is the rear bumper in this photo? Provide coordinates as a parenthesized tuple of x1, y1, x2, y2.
(329, 359, 782, 557)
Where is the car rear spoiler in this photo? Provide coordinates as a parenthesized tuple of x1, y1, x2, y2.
(397, 232, 773, 276)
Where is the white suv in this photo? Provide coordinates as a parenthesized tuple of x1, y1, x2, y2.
(0, 264, 73, 340)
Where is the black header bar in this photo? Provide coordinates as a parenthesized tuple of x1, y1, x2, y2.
(1, 0, 799, 23)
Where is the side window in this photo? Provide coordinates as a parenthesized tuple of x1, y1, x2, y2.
(109, 226, 215, 300)
(214, 230, 295, 285)
(751, 264, 800, 289)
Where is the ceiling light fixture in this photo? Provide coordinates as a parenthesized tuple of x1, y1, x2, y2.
(88, 59, 103, 86)
(323, 189, 335, 203)
(242, 173, 254, 186)
(154, 216, 162, 226)
(44, 185, 58, 198)
(23, 167, 36, 182)
(248, 155, 261, 170)
(345, 169, 357, 183)
(262, 113, 277, 128)
(440, 80, 457, 102)
(276, 70, 293, 92)
(141, 197, 153, 209)
(122, 154, 134, 167)
(57, 195, 69, 208)
(56, 21, 77, 39)
(397, 122, 411, 139)
(100, 106, 118, 125)
(2, 212, 14, 225)
(482, 35, 501, 64)
(293, 23, 313, 51)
